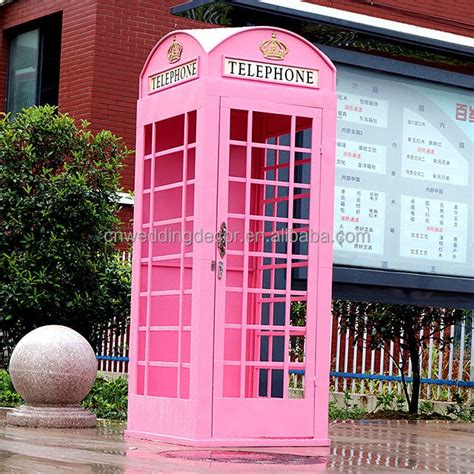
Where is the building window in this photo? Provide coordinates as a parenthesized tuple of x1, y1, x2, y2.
(6, 14, 61, 114)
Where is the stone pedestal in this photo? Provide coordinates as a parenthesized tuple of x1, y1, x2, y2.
(7, 405, 96, 428)
(7, 325, 97, 428)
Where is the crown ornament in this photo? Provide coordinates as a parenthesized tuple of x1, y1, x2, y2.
(259, 32, 288, 61)
(167, 36, 183, 63)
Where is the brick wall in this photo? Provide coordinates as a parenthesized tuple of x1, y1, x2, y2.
(91, 0, 211, 192)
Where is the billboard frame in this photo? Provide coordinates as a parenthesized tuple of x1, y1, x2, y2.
(323, 45, 474, 307)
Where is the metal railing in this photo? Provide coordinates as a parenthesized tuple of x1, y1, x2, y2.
(329, 308, 473, 402)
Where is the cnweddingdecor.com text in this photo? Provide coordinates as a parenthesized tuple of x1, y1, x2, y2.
(105, 228, 371, 247)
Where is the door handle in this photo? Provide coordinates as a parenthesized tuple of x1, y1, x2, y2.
(217, 221, 227, 258)
(217, 261, 224, 280)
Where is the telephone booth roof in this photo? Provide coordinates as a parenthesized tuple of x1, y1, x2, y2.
(139, 26, 336, 101)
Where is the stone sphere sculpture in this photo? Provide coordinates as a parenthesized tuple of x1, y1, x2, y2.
(6, 325, 97, 428)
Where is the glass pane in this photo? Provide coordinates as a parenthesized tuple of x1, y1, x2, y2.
(8, 29, 40, 114)
(230, 109, 248, 141)
(155, 114, 185, 152)
(221, 108, 314, 401)
(252, 112, 291, 144)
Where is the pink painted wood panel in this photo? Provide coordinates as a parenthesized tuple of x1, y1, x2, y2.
(127, 26, 337, 447)
(213, 98, 323, 439)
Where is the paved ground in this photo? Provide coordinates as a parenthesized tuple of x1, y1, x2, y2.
(0, 419, 472, 472)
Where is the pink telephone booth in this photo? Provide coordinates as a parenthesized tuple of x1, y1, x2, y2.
(127, 26, 337, 447)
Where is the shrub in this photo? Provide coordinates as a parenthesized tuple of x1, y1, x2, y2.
(0, 370, 22, 407)
(0, 106, 131, 364)
(329, 392, 367, 421)
(447, 392, 474, 422)
(82, 376, 128, 420)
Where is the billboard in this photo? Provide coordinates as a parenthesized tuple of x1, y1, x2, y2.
(334, 64, 473, 279)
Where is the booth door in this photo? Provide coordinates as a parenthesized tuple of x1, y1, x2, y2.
(212, 98, 322, 439)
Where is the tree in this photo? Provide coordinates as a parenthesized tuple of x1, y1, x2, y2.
(335, 301, 467, 414)
(0, 106, 131, 366)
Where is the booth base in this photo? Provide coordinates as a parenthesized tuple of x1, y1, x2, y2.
(125, 429, 330, 447)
